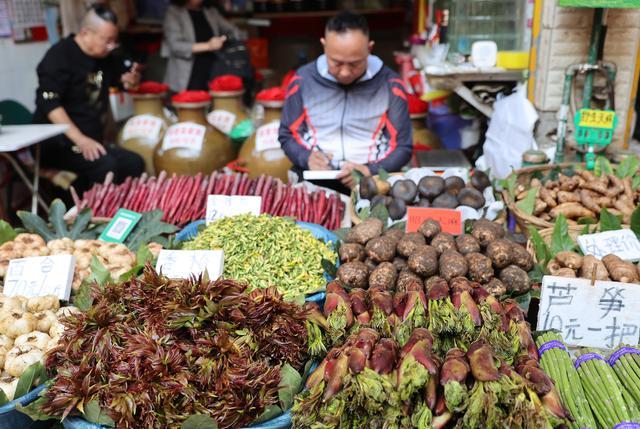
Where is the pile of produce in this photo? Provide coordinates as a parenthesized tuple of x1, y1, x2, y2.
(506, 158, 639, 224)
(184, 214, 336, 298)
(28, 268, 312, 428)
(76, 171, 346, 229)
(355, 169, 494, 221)
(336, 218, 533, 297)
(537, 332, 640, 429)
(0, 294, 71, 402)
(292, 327, 569, 428)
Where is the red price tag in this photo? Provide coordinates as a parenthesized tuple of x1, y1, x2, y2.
(405, 207, 462, 235)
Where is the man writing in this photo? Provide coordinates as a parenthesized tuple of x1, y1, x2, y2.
(33, 6, 144, 194)
(278, 11, 412, 191)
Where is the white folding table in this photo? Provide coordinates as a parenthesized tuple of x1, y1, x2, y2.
(0, 124, 69, 213)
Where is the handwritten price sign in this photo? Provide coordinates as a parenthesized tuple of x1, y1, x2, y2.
(156, 250, 224, 280)
(577, 229, 640, 262)
(255, 121, 281, 152)
(162, 122, 206, 151)
(406, 207, 462, 235)
(207, 110, 236, 135)
(206, 195, 262, 224)
(4, 255, 75, 300)
(122, 114, 163, 142)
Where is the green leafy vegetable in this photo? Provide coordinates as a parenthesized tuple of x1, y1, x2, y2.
(631, 207, 640, 239)
(16, 211, 56, 241)
(550, 215, 577, 254)
(84, 399, 115, 427)
(253, 405, 282, 424)
(599, 207, 622, 232)
(0, 389, 9, 407)
(499, 173, 517, 197)
(0, 220, 17, 245)
(278, 363, 303, 411)
(321, 258, 338, 278)
(632, 175, 640, 191)
(527, 227, 551, 267)
(48, 200, 69, 238)
(378, 168, 390, 181)
(515, 188, 538, 215)
(370, 203, 389, 224)
(615, 156, 639, 179)
(16, 396, 55, 421)
(74, 280, 94, 312)
(125, 209, 177, 252)
(69, 208, 93, 240)
(14, 361, 46, 399)
(351, 169, 364, 186)
(594, 156, 613, 177)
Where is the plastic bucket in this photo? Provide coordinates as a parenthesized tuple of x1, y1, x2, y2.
(427, 104, 473, 150)
(0, 384, 48, 429)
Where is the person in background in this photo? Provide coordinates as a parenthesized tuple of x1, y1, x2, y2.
(278, 11, 412, 191)
(33, 6, 144, 195)
(162, 0, 241, 92)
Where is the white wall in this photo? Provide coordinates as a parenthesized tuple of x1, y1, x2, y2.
(0, 38, 50, 112)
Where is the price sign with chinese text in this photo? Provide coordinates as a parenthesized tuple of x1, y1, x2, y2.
(578, 109, 616, 129)
(156, 250, 224, 280)
(162, 122, 206, 151)
(206, 195, 262, 224)
(207, 110, 236, 135)
(577, 229, 640, 262)
(4, 255, 75, 300)
(122, 114, 163, 141)
(537, 275, 640, 349)
(406, 207, 462, 235)
(255, 121, 281, 152)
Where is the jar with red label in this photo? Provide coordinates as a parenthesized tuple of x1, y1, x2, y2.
(237, 87, 292, 182)
(118, 82, 170, 174)
(207, 75, 248, 146)
(154, 91, 235, 175)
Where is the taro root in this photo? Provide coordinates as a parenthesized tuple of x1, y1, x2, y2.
(444, 176, 466, 196)
(418, 176, 445, 200)
(339, 243, 365, 263)
(365, 236, 396, 263)
(364, 258, 378, 271)
(484, 278, 506, 296)
(346, 218, 384, 245)
(391, 180, 418, 204)
(397, 232, 427, 258)
(397, 268, 424, 292)
(392, 256, 408, 272)
(511, 243, 534, 272)
(337, 261, 370, 289)
(439, 250, 468, 282)
(418, 219, 441, 240)
(408, 245, 439, 278)
(471, 219, 505, 247)
(486, 239, 514, 269)
(470, 170, 491, 191)
(432, 192, 459, 209)
(387, 198, 407, 220)
(457, 188, 485, 210)
(369, 262, 398, 290)
(431, 232, 457, 255)
(383, 228, 405, 244)
(465, 252, 494, 283)
(455, 234, 480, 255)
(359, 176, 379, 200)
(499, 265, 531, 294)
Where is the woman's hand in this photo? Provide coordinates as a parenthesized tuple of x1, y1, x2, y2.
(207, 35, 227, 51)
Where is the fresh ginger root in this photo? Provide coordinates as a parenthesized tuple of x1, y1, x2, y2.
(602, 254, 639, 283)
(557, 191, 581, 204)
(550, 202, 596, 220)
(555, 251, 583, 270)
(580, 255, 610, 281)
(539, 187, 557, 208)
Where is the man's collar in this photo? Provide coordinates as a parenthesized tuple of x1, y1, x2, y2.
(316, 54, 383, 84)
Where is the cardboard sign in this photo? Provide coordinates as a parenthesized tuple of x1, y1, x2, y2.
(537, 275, 640, 349)
(206, 195, 262, 224)
(156, 250, 224, 280)
(99, 209, 142, 243)
(162, 122, 206, 151)
(255, 121, 281, 152)
(4, 255, 75, 300)
(122, 114, 163, 142)
(406, 207, 463, 235)
(578, 229, 640, 262)
(207, 110, 236, 135)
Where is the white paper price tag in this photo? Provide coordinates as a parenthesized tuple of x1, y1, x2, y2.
(206, 195, 262, 224)
(578, 229, 640, 261)
(537, 275, 640, 349)
(255, 121, 281, 152)
(162, 122, 206, 151)
(207, 110, 236, 135)
(122, 114, 163, 141)
(4, 255, 75, 300)
(156, 250, 224, 280)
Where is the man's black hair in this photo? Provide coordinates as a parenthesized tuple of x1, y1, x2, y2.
(170, 0, 214, 6)
(325, 11, 369, 36)
(92, 5, 118, 25)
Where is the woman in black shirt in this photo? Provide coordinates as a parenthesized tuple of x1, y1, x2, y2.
(162, 0, 241, 91)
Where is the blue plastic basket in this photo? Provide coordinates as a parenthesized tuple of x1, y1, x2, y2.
(175, 219, 339, 300)
(0, 383, 48, 429)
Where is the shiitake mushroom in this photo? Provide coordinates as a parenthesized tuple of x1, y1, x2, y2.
(457, 188, 485, 209)
(444, 176, 466, 196)
(431, 192, 459, 209)
(370, 194, 391, 209)
(417, 198, 431, 208)
(470, 170, 491, 191)
(391, 180, 418, 204)
(418, 176, 445, 200)
(387, 198, 407, 220)
(359, 176, 379, 200)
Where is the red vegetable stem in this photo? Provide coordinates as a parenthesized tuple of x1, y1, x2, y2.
(247, 178, 257, 195)
(159, 175, 177, 217)
(205, 172, 217, 196)
(254, 174, 266, 197)
(230, 172, 241, 195)
(214, 173, 227, 195)
(169, 176, 190, 222)
(180, 173, 202, 224)
(260, 176, 273, 212)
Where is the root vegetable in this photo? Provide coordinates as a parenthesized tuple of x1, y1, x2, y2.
(511, 244, 533, 272)
(557, 191, 581, 203)
(337, 262, 370, 289)
(5, 344, 44, 377)
(383, 228, 405, 244)
(533, 199, 547, 215)
(392, 257, 407, 272)
(555, 251, 583, 270)
(431, 232, 456, 255)
(363, 258, 377, 271)
(26, 295, 60, 313)
(471, 219, 505, 247)
(558, 174, 580, 191)
(580, 189, 601, 214)
(439, 250, 468, 282)
(0, 296, 25, 313)
(465, 252, 494, 283)
(538, 187, 557, 208)
(15, 332, 51, 350)
(0, 334, 12, 349)
(554, 268, 576, 278)
(365, 236, 397, 263)
(34, 310, 57, 333)
(369, 262, 397, 290)
(339, 243, 366, 263)
(582, 179, 608, 195)
(418, 219, 441, 240)
(49, 322, 65, 339)
(455, 234, 480, 255)
(484, 278, 506, 296)
(550, 202, 596, 219)
(579, 255, 609, 281)
(606, 174, 625, 198)
(499, 265, 531, 294)
(407, 245, 439, 278)
(56, 306, 80, 319)
(485, 239, 513, 269)
(397, 268, 423, 292)
(397, 233, 426, 258)
(346, 218, 384, 245)
(602, 254, 638, 283)
(0, 377, 18, 401)
(0, 310, 36, 339)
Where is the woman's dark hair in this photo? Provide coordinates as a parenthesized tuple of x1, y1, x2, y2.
(92, 5, 118, 25)
(170, 0, 214, 6)
(325, 11, 369, 36)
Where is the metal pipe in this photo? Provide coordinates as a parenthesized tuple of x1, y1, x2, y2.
(582, 8, 604, 109)
(554, 64, 581, 164)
